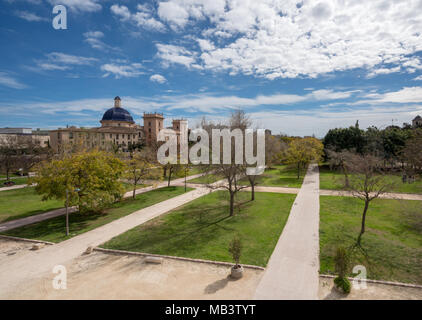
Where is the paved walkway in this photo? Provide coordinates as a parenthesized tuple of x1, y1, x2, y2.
(0, 186, 211, 298)
(254, 163, 320, 300)
(0, 207, 78, 233)
(0, 173, 207, 233)
(0, 184, 32, 192)
(241, 186, 422, 201)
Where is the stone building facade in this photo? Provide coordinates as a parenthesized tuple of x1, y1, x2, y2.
(49, 96, 187, 153)
(0, 128, 50, 148)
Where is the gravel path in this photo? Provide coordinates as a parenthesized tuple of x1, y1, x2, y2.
(254, 163, 320, 300)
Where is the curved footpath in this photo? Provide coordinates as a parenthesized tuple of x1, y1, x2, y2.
(254, 163, 320, 300)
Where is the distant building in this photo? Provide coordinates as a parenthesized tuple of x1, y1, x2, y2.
(413, 115, 422, 127)
(0, 127, 50, 147)
(49, 96, 187, 152)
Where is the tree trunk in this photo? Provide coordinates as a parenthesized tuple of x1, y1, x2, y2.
(357, 199, 369, 245)
(132, 180, 137, 199)
(229, 192, 235, 216)
(251, 183, 255, 201)
(168, 169, 172, 187)
(342, 165, 349, 188)
(297, 163, 300, 179)
(6, 167, 10, 182)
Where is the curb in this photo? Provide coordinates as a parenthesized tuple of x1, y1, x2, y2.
(93, 247, 265, 271)
(0, 234, 55, 246)
(320, 274, 422, 289)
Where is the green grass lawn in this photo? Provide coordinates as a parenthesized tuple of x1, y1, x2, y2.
(101, 191, 296, 267)
(238, 165, 306, 188)
(319, 166, 422, 194)
(188, 173, 225, 184)
(1, 177, 29, 186)
(121, 182, 149, 192)
(0, 188, 64, 223)
(1, 186, 191, 243)
(172, 166, 204, 179)
(320, 196, 422, 284)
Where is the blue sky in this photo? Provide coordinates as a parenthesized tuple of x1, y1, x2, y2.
(0, 0, 421, 137)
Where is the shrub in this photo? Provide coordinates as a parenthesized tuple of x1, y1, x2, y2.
(228, 236, 242, 267)
(334, 276, 351, 294)
(333, 246, 351, 294)
(334, 246, 350, 278)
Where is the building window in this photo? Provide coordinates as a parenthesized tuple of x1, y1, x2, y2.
(149, 122, 151, 126)
(148, 128, 151, 133)
(110, 134, 112, 138)
(116, 134, 119, 139)
(102, 133, 105, 139)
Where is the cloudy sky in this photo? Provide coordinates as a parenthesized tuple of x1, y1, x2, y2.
(0, 0, 422, 136)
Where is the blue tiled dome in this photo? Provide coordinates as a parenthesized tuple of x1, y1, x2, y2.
(101, 107, 134, 123)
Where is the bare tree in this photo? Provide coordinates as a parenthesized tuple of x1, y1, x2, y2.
(401, 129, 422, 174)
(0, 136, 50, 182)
(201, 111, 251, 215)
(265, 134, 287, 169)
(345, 153, 393, 245)
(326, 149, 355, 188)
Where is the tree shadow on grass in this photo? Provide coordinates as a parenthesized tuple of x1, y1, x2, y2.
(2, 206, 64, 223)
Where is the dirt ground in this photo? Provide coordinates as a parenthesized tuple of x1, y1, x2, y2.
(319, 277, 422, 300)
(0, 239, 45, 261)
(5, 250, 263, 300)
(1, 240, 421, 300)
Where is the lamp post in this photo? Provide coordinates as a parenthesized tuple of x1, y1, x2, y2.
(65, 187, 80, 236)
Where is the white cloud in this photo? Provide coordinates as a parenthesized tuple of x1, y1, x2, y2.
(0, 72, 26, 89)
(197, 39, 214, 51)
(48, 0, 101, 13)
(110, 4, 131, 20)
(150, 74, 167, 83)
(111, 4, 166, 32)
(83, 31, 119, 52)
(36, 63, 70, 71)
(101, 63, 144, 78)
(83, 31, 104, 39)
(156, 44, 197, 68)
(32, 52, 98, 72)
(157, 1, 189, 30)
(362, 87, 422, 104)
(46, 52, 98, 65)
(15, 10, 48, 22)
(2, 91, 420, 137)
(414, 75, 422, 81)
(152, 0, 422, 79)
(367, 66, 401, 78)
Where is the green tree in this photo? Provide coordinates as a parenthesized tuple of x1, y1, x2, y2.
(229, 236, 242, 267)
(125, 149, 159, 199)
(34, 150, 125, 214)
(323, 126, 366, 154)
(284, 137, 324, 179)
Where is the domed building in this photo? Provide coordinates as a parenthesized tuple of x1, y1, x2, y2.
(49, 96, 187, 152)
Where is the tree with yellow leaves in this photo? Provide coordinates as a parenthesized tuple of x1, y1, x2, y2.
(125, 148, 160, 199)
(284, 137, 324, 178)
(34, 150, 125, 214)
